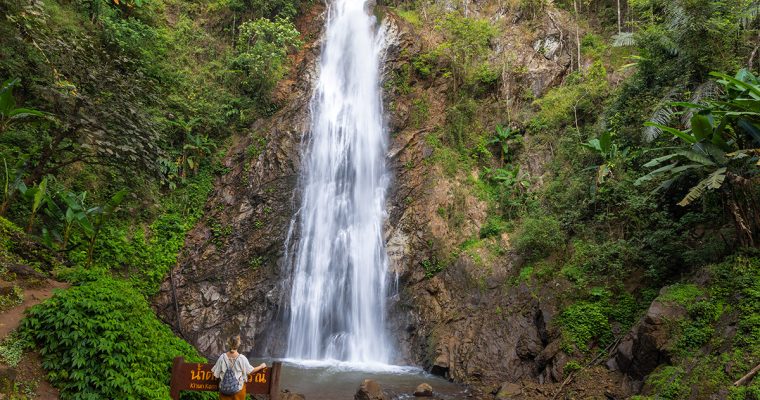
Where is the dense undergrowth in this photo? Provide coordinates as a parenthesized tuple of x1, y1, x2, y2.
(1, 0, 304, 397)
(391, 0, 760, 397)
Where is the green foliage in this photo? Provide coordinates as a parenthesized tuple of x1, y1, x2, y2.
(0, 331, 26, 367)
(0, 285, 23, 312)
(513, 215, 566, 260)
(658, 283, 703, 306)
(434, 13, 498, 89)
(566, 239, 639, 279)
(563, 360, 582, 374)
(232, 17, 302, 106)
(421, 258, 445, 278)
(646, 366, 689, 400)
(0, 78, 47, 133)
(67, 170, 214, 295)
(636, 69, 760, 246)
(19, 277, 205, 399)
(582, 131, 626, 184)
(558, 301, 612, 352)
(530, 62, 609, 134)
(479, 216, 508, 239)
(395, 9, 422, 28)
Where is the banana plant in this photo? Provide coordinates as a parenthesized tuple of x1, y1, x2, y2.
(18, 177, 49, 233)
(85, 189, 128, 265)
(46, 190, 95, 251)
(582, 131, 627, 184)
(0, 78, 47, 133)
(637, 69, 760, 246)
(182, 133, 216, 176)
(488, 125, 521, 164)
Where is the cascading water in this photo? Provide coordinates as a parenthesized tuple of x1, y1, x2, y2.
(285, 0, 391, 364)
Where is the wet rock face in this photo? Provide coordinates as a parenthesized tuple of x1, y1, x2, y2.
(153, 4, 326, 358)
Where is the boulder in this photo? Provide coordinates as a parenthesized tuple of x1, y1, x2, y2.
(608, 300, 687, 381)
(413, 382, 433, 397)
(279, 390, 306, 400)
(354, 379, 388, 400)
(495, 382, 522, 399)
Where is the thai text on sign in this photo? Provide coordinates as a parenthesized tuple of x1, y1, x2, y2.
(169, 357, 281, 400)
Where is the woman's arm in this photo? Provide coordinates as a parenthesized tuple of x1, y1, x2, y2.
(251, 362, 267, 374)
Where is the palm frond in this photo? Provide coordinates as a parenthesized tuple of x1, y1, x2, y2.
(742, 1, 760, 29)
(682, 81, 723, 126)
(644, 91, 680, 142)
(612, 32, 636, 48)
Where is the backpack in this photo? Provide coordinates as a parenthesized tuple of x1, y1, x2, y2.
(219, 355, 243, 395)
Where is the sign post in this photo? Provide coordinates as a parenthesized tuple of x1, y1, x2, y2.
(169, 357, 281, 400)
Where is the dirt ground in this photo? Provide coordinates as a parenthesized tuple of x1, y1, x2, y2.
(0, 277, 68, 399)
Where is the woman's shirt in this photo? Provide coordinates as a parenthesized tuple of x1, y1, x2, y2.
(211, 353, 254, 387)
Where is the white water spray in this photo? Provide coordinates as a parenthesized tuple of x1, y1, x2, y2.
(285, 0, 391, 364)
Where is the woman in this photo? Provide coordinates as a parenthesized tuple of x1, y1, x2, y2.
(211, 335, 267, 400)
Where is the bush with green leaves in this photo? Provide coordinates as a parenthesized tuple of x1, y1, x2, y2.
(433, 12, 498, 90)
(20, 277, 205, 399)
(231, 17, 302, 105)
(513, 214, 566, 260)
(558, 300, 612, 352)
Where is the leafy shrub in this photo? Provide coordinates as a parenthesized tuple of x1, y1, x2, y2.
(231, 17, 302, 105)
(563, 360, 581, 374)
(422, 258, 445, 278)
(566, 239, 639, 279)
(479, 216, 508, 238)
(20, 277, 204, 399)
(646, 366, 689, 400)
(513, 215, 566, 260)
(558, 301, 612, 352)
(434, 13, 498, 88)
(530, 62, 609, 133)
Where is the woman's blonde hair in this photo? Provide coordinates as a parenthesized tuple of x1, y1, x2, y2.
(227, 335, 241, 351)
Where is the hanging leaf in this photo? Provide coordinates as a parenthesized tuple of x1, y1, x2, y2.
(678, 168, 727, 206)
(690, 112, 713, 141)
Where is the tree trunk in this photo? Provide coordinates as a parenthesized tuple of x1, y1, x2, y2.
(617, 0, 622, 34)
(725, 174, 759, 248)
(735, 363, 760, 387)
(574, 0, 582, 71)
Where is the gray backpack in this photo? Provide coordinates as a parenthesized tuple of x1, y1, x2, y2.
(219, 356, 243, 395)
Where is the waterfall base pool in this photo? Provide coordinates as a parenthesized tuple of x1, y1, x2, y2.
(254, 359, 470, 399)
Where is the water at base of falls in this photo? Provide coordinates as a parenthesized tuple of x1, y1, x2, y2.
(256, 359, 469, 400)
(284, 0, 392, 364)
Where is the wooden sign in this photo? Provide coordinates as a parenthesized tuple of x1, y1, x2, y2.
(169, 357, 281, 400)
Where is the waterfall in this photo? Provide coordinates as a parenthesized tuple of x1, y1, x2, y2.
(285, 0, 391, 364)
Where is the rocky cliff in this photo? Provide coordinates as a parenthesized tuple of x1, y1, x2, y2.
(156, 2, 624, 397)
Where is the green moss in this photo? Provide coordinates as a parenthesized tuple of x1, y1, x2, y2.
(659, 284, 704, 306)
